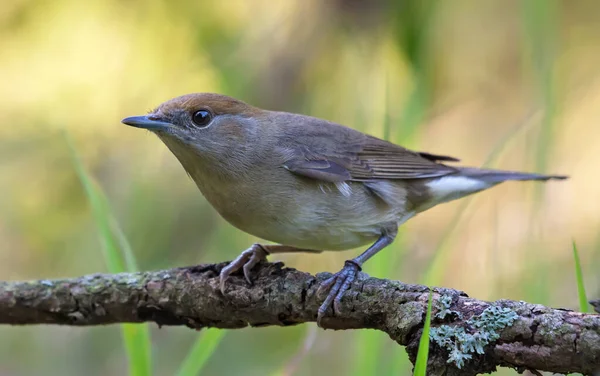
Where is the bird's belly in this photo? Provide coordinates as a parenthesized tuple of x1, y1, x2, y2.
(224, 183, 406, 251)
(250, 218, 380, 251)
(196, 175, 411, 251)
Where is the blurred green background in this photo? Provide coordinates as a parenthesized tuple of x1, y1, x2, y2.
(1, 0, 598, 375)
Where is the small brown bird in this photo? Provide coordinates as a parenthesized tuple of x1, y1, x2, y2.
(122, 93, 567, 325)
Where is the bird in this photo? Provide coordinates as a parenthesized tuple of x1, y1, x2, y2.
(122, 92, 567, 326)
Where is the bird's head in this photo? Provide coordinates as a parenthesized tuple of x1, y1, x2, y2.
(122, 93, 270, 175)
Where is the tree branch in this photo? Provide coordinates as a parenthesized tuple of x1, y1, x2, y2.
(1, 262, 599, 375)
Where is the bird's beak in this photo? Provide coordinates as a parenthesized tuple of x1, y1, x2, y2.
(121, 115, 172, 131)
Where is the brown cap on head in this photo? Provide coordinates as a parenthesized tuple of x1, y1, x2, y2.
(122, 93, 266, 132)
(154, 93, 261, 117)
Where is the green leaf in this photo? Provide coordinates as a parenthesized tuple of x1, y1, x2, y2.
(64, 131, 152, 376)
(413, 291, 433, 376)
(176, 329, 225, 376)
(572, 240, 589, 313)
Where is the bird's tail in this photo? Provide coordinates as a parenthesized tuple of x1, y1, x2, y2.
(419, 167, 567, 211)
(455, 167, 568, 184)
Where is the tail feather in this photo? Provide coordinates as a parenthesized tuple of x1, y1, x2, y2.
(456, 167, 568, 184)
(422, 167, 567, 210)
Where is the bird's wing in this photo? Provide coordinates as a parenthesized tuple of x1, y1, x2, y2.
(278, 119, 459, 183)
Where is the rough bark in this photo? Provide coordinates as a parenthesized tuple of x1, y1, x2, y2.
(1, 262, 599, 375)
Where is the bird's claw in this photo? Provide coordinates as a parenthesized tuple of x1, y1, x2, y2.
(317, 260, 361, 327)
(219, 244, 268, 294)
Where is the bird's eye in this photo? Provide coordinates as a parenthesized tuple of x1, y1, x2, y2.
(191, 110, 212, 127)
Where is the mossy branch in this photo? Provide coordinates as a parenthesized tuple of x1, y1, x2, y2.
(1, 262, 599, 375)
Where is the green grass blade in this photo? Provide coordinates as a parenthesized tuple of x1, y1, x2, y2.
(176, 329, 225, 376)
(413, 291, 433, 376)
(64, 131, 152, 376)
(522, 0, 559, 184)
(65, 134, 126, 273)
(572, 240, 589, 313)
(110, 216, 140, 272)
(121, 324, 153, 376)
(521, 0, 559, 305)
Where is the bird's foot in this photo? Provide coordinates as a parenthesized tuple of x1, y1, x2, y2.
(219, 243, 268, 294)
(317, 260, 361, 327)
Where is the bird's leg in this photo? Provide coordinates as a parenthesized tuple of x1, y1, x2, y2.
(317, 227, 397, 326)
(219, 244, 323, 294)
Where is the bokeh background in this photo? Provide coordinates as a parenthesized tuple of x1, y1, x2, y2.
(1, 0, 599, 375)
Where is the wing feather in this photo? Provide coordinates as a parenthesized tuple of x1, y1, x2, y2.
(277, 115, 458, 183)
